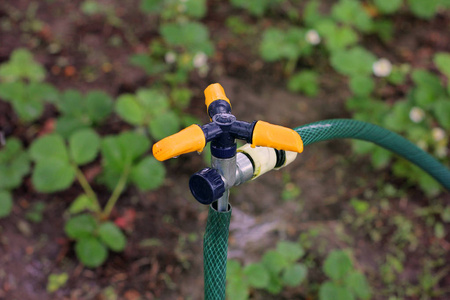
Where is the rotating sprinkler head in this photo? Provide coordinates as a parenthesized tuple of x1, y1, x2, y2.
(152, 83, 303, 211)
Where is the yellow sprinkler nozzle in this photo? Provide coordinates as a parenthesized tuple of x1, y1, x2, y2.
(252, 121, 303, 153)
(152, 124, 206, 161)
(204, 83, 231, 108)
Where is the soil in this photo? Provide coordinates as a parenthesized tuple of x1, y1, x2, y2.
(0, 0, 449, 300)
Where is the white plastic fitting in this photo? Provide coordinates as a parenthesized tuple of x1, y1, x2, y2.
(237, 144, 297, 180)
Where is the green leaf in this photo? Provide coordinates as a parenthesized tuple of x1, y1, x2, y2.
(46, 273, 69, 293)
(65, 214, 97, 239)
(323, 250, 353, 280)
(434, 52, 450, 78)
(407, 0, 440, 19)
(0, 48, 46, 82)
(411, 70, 446, 107)
(349, 76, 374, 97)
(243, 263, 270, 288)
(330, 47, 377, 77)
(69, 128, 100, 165)
(29, 134, 69, 162)
(129, 54, 168, 75)
(140, 0, 164, 12)
(345, 271, 372, 299)
(282, 263, 308, 287)
(55, 116, 89, 138)
(101, 131, 150, 172)
(58, 89, 85, 117)
(115, 94, 146, 125)
(433, 99, 450, 130)
(266, 272, 283, 294)
(0, 190, 13, 218)
(10, 89, 45, 122)
(331, 0, 373, 32)
(227, 259, 244, 280)
(0, 138, 30, 190)
(25, 202, 46, 223)
(185, 0, 207, 18)
(262, 250, 289, 274)
(350, 198, 370, 214)
(75, 236, 108, 268)
(316, 20, 358, 51)
(130, 156, 166, 191)
(98, 222, 127, 252)
(160, 22, 214, 55)
(226, 277, 249, 300)
(383, 101, 412, 132)
(69, 194, 97, 214)
(118, 131, 150, 161)
(149, 111, 181, 140)
(85, 91, 113, 123)
(260, 27, 308, 62)
(32, 159, 76, 192)
(136, 88, 170, 117)
(276, 241, 305, 262)
(287, 71, 319, 96)
(434, 222, 446, 239)
(319, 281, 355, 300)
(371, 147, 391, 169)
(374, 0, 403, 14)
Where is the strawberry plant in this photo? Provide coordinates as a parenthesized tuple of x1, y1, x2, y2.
(0, 48, 58, 122)
(319, 250, 372, 300)
(55, 89, 113, 138)
(28, 128, 165, 267)
(227, 241, 307, 299)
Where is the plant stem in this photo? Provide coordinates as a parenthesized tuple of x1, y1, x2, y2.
(102, 164, 131, 219)
(74, 165, 101, 213)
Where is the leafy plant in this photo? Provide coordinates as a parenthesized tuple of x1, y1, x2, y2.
(0, 48, 58, 122)
(227, 241, 307, 299)
(115, 88, 181, 140)
(287, 70, 319, 96)
(55, 89, 113, 137)
(260, 27, 313, 74)
(140, 0, 207, 20)
(65, 214, 126, 267)
(28, 128, 165, 267)
(319, 250, 372, 300)
(230, 0, 285, 17)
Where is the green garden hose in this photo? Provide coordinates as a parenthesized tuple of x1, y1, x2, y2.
(294, 119, 450, 190)
(204, 118, 449, 300)
(204, 202, 232, 300)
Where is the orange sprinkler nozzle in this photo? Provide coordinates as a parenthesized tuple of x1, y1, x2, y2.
(152, 125, 206, 161)
(252, 121, 303, 153)
(204, 83, 231, 111)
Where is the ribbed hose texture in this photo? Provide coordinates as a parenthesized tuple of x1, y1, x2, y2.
(294, 119, 450, 190)
(204, 202, 231, 300)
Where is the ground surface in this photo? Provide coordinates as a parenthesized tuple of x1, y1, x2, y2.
(0, 0, 449, 299)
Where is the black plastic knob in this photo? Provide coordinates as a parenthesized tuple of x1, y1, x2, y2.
(189, 168, 225, 205)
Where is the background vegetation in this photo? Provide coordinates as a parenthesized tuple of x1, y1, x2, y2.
(0, 0, 449, 299)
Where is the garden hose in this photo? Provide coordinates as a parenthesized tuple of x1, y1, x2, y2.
(294, 119, 450, 190)
(203, 202, 232, 300)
